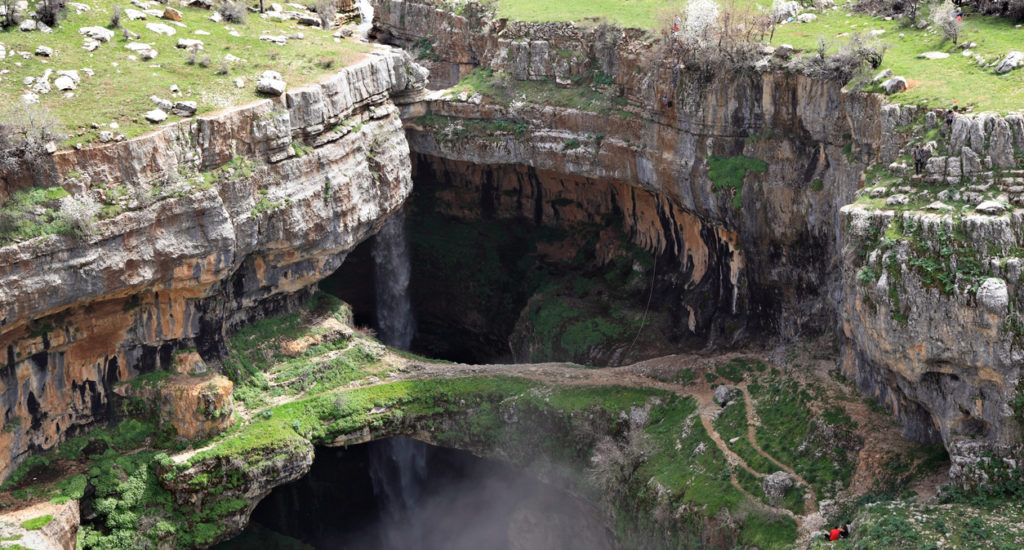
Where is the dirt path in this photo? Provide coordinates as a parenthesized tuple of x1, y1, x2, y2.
(738, 384, 819, 512)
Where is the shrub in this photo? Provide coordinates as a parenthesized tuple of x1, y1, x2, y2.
(36, 0, 65, 27)
(58, 195, 100, 235)
(216, 61, 230, 75)
(0, 102, 65, 187)
(198, 55, 212, 68)
(792, 35, 886, 84)
(109, 5, 122, 28)
(219, 1, 247, 24)
(0, 0, 16, 29)
(315, 0, 336, 29)
(931, 0, 962, 44)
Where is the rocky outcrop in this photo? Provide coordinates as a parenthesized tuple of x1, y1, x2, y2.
(113, 371, 235, 441)
(0, 499, 79, 550)
(0, 48, 427, 480)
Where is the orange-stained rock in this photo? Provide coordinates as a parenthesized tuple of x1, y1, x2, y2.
(114, 373, 235, 441)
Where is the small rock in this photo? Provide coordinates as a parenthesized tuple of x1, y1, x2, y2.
(763, 472, 794, 504)
(188, 0, 213, 8)
(144, 108, 168, 123)
(45, 141, 57, 153)
(194, 29, 210, 35)
(208, 11, 222, 22)
(146, 22, 176, 36)
(162, 7, 182, 21)
(881, 76, 907, 95)
(869, 187, 887, 198)
(170, 84, 180, 93)
(99, 131, 114, 143)
(79, 26, 115, 42)
(256, 70, 286, 95)
(176, 38, 204, 50)
(32, 78, 51, 94)
(224, 53, 240, 62)
(975, 200, 1006, 215)
(124, 8, 147, 20)
(171, 100, 197, 116)
(21, 91, 39, 104)
(35, 45, 53, 57)
(150, 95, 172, 110)
(259, 34, 288, 45)
(19, 19, 36, 32)
(233, 77, 244, 88)
(886, 193, 909, 206)
(774, 44, 794, 58)
(797, 13, 817, 23)
(872, 68, 893, 82)
(917, 51, 950, 60)
(925, 201, 953, 212)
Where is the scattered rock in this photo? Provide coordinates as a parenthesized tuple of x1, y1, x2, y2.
(259, 34, 287, 45)
(126, 42, 158, 60)
(170, 84, 180, 93)
(975, 200, 1006, 215)
(35, 45, 53, 57)
(124, 8, 147, 20)
(171, 101, 197, 116)
(208, 11, 222, 22)
(21, 91, 39, 104)
(925, 201, 953, 212)
(194, 29, 210, 35)
(176, 38, 203, 50)
(995, 51, 1024, 74)
(188, 0, 213, 8)
(146, 22, 176, 36)
(886, 194, 909, 206)
(881, 76, 906, 95)
(872, 68, 893, 82)
(31, 78, 51, 94)
(19, 19, 36, 32)
(223, 53, 240, 62)
(297, 15, 320, 27)
(917, 51, 950, 60)
(977, 278, 1009, 313)
(99, 131, 114, 143)
(773, 0, 800, 21)
(233, 77, 244, 88)
(713, 385, 735, 406)
(144, 108, 168, 123)
(53, 75, 75, 90)
(68, 2, 91, 13)
(162, 7, 182, 21)
(150, 95, 172, 111)
(763, 472, 794, 505)
(869, 187, 887, 198)
(256, 70, 286, 95)
(79, 26, 115, 42)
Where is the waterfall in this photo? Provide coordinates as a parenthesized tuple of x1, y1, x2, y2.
(356, 0, 373, 28)
(369, 438, 430, 549)
(372, 208, 416, 349)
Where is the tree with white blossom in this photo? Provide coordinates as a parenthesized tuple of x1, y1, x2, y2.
(685, 0, 720, 44)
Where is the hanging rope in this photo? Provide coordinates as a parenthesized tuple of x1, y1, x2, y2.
(625, 251, 658, 360)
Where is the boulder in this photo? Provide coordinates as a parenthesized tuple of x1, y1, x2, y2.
(188, 0, 213, 8)
(881, 77, 907, 95)
(35, 45, 53, 57)
(773, 0, 800, 21)
(975, 200, 1006, 215)
(995, 51, 1024, 74)
(146, 22, 176, 36)
(162, 7, 182, 21)
(713, 385, 735, 406)
(208, 10, 222, 22)
(918, 51, 950, 60)
(797, 13, 817, 23)
(144, 108, 168, 123)
(763, 471, 794, 504)
(298, 14, 320, 26)
(99, 131, 113, 143)
(171, 101, 197, 117)
(79, 26, 115, 42)
(19, 19, 36, 32)
(961, 147, 982, 177)
(977, 278, 1009, 313)
(53, 75, 75, 91)
(31, 78, 51, 94)
(124, 8, 147, 20)
(176, 38, 204, 50)
(260, 34, 288, 45)
(925, 201, 953, 212)
(56, 70, 80, 84)
(256, 70, 287, 95)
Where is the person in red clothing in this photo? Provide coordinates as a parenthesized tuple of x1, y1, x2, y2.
(822, 524, 850, 541)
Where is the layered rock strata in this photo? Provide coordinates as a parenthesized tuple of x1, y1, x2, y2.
(0, 48, 427, 479)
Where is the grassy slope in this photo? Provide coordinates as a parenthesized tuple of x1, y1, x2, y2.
(0, 0, 369, 144)
(492, 0, 1024, 112)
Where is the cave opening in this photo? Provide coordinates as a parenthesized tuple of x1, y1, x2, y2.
(321, 153, 746, 365)
(214, 437, 613, 550)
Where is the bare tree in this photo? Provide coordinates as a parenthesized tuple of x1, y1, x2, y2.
(931, 0, 962, 44)
(0, 0, 17, 29)
(0, 101, 65, 186)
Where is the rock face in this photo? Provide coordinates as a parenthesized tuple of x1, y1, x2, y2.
(113, 372, 235, 440)
(0, 49, 426, 479)
(0, 499, 79, 550)
(762, 471, 793, 505)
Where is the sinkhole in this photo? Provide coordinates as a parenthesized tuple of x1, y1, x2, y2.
(215, 437, 614, 550)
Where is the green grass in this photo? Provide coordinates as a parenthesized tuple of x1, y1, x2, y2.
(0, 0, 370, 145)
(0, 186, 74, 245)
(771, 4, 1024, 112)
(19, 515, 53, 530)
(707, 156, 767, 209)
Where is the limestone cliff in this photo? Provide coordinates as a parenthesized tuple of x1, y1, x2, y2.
(0, 48, 428, 479)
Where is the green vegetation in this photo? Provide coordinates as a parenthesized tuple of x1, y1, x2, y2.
(0, 0, 370, 145)
(0, 186, 74, 245)
(707, 156, 767, 209)
(19, 515, 53, 530)
(414, 113, 530, 141)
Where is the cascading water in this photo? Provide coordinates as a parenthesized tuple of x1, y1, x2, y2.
(368, 438, 430, 548)
(356, 0, 373, 25)
(371, 208, 416, 349)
